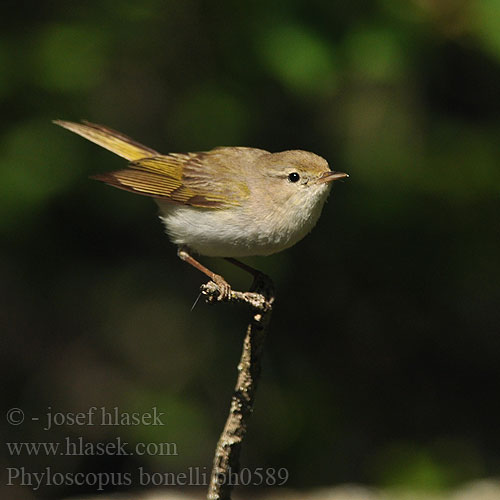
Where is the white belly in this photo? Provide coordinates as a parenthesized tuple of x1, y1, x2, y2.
(156, 189, 329, 257)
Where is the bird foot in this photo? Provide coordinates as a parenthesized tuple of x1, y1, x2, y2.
(249, 271, 275, 301)
(211, 274, 232, 301)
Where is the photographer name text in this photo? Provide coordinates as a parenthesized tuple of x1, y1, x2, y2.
(39, 407, 165, 431)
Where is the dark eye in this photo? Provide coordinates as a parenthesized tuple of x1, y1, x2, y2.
(288, 172, 300, 183)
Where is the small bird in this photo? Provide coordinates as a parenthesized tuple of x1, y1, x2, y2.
(54, 120, 348, 298)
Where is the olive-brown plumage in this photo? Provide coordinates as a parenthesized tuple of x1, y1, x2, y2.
(54, 120, 348, 297)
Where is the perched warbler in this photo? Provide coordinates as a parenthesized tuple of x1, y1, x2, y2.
(54, 120, 348, 298)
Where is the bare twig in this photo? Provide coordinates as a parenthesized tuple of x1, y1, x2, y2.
(202, 276, 275, 500)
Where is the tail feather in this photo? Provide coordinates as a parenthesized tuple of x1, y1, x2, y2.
(53, 120, 159, 161)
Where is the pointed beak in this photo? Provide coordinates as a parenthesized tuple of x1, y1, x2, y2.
(318, 171, 349, 183)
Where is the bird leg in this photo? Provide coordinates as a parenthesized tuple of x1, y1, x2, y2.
(224, 258, 274, 298)
(177, 247, 232, 301)
(177, 248, 274, 302)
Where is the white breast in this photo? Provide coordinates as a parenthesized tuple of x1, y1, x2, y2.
(156, 183, 331, 257)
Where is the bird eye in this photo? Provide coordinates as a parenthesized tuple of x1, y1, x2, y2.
(288, 172, 300, 183)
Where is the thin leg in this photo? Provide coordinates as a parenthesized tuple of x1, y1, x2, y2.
(177, 247, 232, 300)
(224, 258, 261, 277)
(224, 257, 274, 297)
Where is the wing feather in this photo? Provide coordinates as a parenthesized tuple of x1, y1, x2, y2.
(91, 167, 234, 207)
(125, 154, 249, 207)
(55, 120, 256, 208)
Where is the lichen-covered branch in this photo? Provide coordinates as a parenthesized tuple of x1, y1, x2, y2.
(202, 277, 275, 500)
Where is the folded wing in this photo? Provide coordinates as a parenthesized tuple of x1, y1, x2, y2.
(55, 120, 249, 208)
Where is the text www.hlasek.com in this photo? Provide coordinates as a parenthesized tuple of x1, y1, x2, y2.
(6, 437, 177, 456)
(7, 466, 289, 491)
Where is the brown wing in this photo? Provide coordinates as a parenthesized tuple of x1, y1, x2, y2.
(54, 120, 258, 208)
(92, 151, 252, 208)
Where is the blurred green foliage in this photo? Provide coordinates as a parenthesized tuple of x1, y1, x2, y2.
(1, 1, 500, 498)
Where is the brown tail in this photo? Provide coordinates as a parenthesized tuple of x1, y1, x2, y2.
(53, 120, 159, 161)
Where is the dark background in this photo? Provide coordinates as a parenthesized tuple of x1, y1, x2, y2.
(1, 1, 499, 498)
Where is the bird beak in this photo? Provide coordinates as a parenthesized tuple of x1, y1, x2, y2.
(318, 171, 349, 183)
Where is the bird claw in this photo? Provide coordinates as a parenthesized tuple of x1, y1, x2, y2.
(212, 274, 232, 301)
(250, 271, 275, 298)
